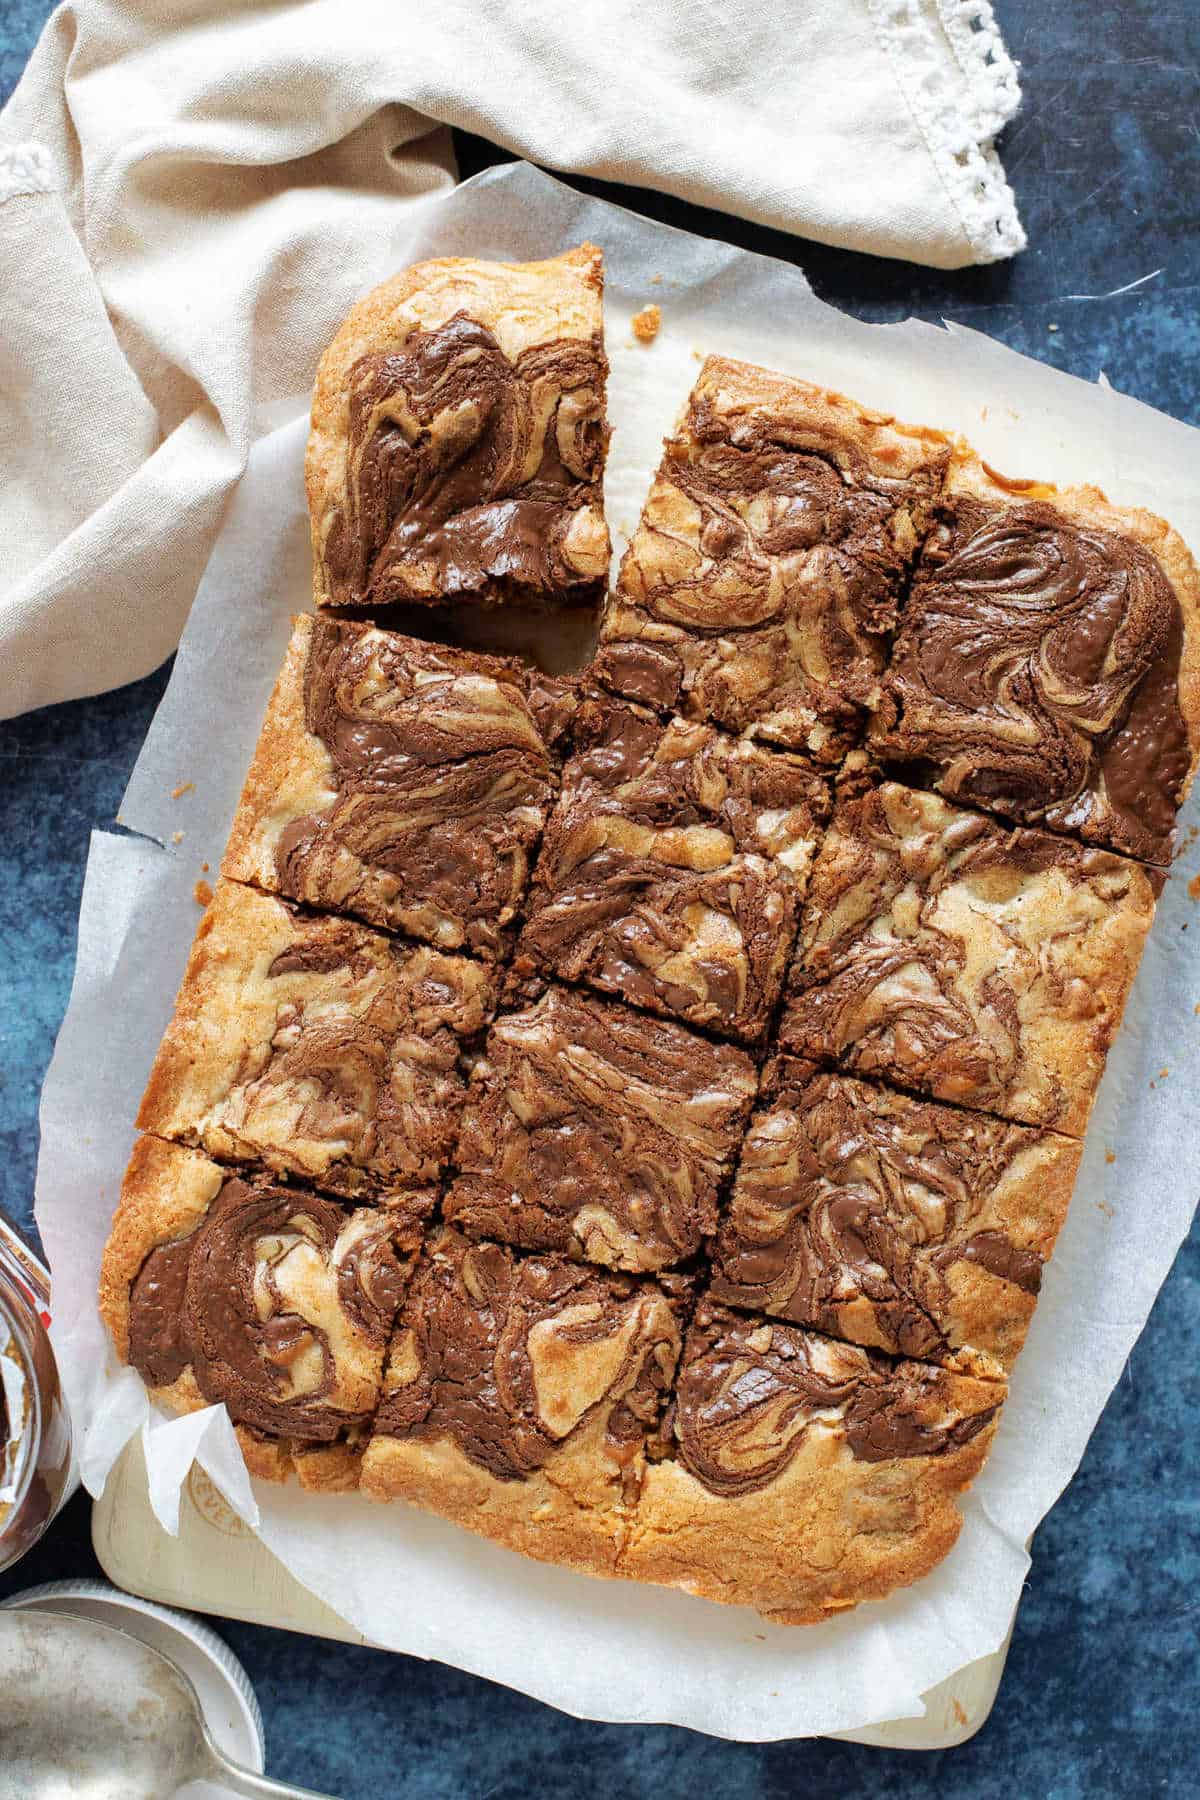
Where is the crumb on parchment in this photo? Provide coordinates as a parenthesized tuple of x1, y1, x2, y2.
(194, 879, 214, 907)
(1188, 872, 1200, 900)
(1105, 1150, 1116, 1164)
(632, 304, 661, 343)
(171, 830, 184, 845)
(171, 781, 195, 799)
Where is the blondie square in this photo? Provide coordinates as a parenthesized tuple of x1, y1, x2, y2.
(870, 447, 1200, 865)
(711, 1057, 1082, 1369)
(222, 616, 557, 958)
(307, 246, 611, 609)
(138, 879, 494, 1198)
(594, 356, 950, 760)
(515, 692, 831, 1042)
(444, 984, 758, 1272)
(779, 781, 1159, 1135)
(100, 1136, 421, 1489)
(361, 1229, 688, 1580)
(622, 1300, 1003, 1624)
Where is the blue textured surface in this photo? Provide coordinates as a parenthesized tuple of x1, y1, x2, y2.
(2, 3, 1198, 1794)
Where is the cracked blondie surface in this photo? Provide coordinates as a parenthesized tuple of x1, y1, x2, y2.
(100, 260, 1200, 1623)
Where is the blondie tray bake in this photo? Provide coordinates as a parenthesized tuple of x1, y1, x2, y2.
(100, 246, 1200, 1627)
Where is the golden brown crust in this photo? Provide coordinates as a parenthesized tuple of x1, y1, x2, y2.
(98, 1134, 225, 1365)
(238, 1430, 368, 1493)
(221, 616, 328, 900)
(100, 1136, 416, 1483)
(621, 1304, 1004, 1624)
(361, 1431, 628, 1581)
(306, 245, 610, 608)
(362, 1230, 686, 1577)
(696, 358, 954, 483)
(622, 1418, 996, 1625)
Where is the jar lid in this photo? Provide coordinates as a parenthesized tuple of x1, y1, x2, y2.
(1, 1580, 265, 1778)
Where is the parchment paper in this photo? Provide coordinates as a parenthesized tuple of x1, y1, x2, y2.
(35, 162, 1200, 1740)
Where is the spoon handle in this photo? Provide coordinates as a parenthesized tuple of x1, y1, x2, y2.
(202, 1744, 339, 1799)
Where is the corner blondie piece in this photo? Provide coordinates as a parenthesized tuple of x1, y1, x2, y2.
(870, 447, 1200, 865)
(222, 616, 557, 957)
(515, 692, 830, 1042)
(445, 985, 758, 1272)
(307, 246, 611, 609)
(621, 1300, 1003, 1624)
(594, 356, 950, 760)
(711, 1058, 1082, 1368)
(361, 1230, 688, 1580)
(779, 781, 1159, 1135)
(100, 1137, 420, 1489)
(138, 879, 494, 1197)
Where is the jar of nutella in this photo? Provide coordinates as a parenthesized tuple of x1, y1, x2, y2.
(0, 1212, 73, 1572)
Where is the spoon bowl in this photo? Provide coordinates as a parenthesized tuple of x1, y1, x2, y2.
(0, 1609, 334, 1798)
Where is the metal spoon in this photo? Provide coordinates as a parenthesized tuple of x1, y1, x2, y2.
(0, 1608, 337, 1798)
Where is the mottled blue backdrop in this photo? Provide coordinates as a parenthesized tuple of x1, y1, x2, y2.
(1, 4, 1197, 1795)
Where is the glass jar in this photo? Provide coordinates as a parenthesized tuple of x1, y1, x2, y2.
(0, 1211, 73, 1572)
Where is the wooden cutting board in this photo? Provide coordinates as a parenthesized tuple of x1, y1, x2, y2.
(92, 1437, 1014, 1750)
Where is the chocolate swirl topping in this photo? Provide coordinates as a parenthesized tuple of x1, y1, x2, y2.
(195, 905, 492, 1193)
(273, 620, 553, 956)
(598, 367, 949, 757)
(375, 1232, 683, 1486)
(781, 781, 1160, 1131)
(446, 986, 758, 1272)
(516, 699, 828, 1042)
(873, 497, 1190, 863)
(128, 1176, 407, 1441)
(322, 315, 609, 606)
(671, 1303, 1000, 1497)
(712, 1065, 1050, 1358)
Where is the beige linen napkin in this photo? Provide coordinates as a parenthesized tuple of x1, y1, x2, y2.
(0, 0, 1022, 718)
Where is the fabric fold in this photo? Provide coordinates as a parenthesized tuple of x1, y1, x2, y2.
(0, 0, 1023, 719)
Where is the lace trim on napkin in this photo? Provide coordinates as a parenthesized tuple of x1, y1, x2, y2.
(869, 0, 1025, 264)
(0, 142, 57, 204)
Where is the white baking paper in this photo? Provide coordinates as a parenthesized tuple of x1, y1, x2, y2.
(34, 161, 1200, 1740)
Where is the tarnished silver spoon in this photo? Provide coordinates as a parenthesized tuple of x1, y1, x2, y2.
(0, 1609, 336, 1798)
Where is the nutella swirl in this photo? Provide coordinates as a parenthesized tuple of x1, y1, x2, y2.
(323, 316, 609, 606)
(713, 1065, 1057, 1359)
(597, 359, 949, 758)
(782, 781, 1160, 1132)
(182, 897, 493, 1194)
(516, 698, 829, 1042)
(375, 1232, 684, 1486)
(446, 986, 757, 1272)
(273, 620, 553, 957)
(672, 1304, 1000, 1498)
(128, 1177, 407, 1441)
(873, 497, 1190, 863)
